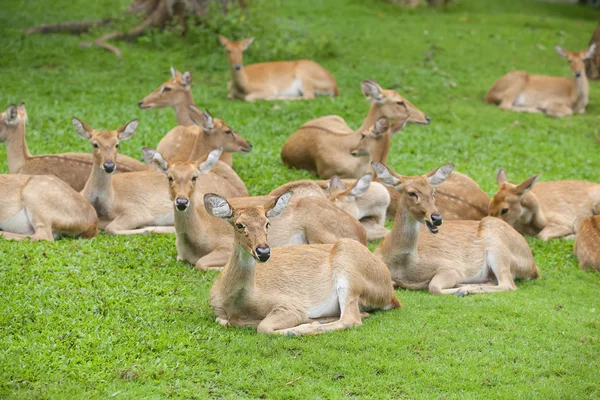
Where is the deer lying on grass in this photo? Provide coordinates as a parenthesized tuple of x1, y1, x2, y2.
(138, 67, 196, 126)
(0, 174, 98, 242)
(484, 44, 597, 117)
(386, 170, 490, 220)
(373, 162, 539, 295)
(0, 103, 147, 191)
(73, 118, 244, 235)
(270, 174, 391, 241)
(282, 116, 403, 179)
(146, 149, 368, 269)
(156, 106, 252, 166)
(204, 193, 401, 335)
(281, 80, 429, 174)
(488, 169, 600, 240)
(574, 216, 600, 271)
(218, 35, 338, 102)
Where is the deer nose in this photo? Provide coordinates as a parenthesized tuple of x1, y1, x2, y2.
(255, 245, 271, 262)
(431, 214, 443, 226)
(248, 142, 253, 150)
(575, 72, 582, 78)
(425, 116, 431, 124)
(103, 161, 116, 173)
(175, 197, 189, 211)
(234, 65, 242, 71)
(138, 100, 144, 107)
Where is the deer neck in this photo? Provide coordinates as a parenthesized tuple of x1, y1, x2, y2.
(187, 128, 210, 161)
(231, 66, 250, 92)
(572, 74, 589, 109)
(386, 200, 421, 263)
(369, 132, 392, 164)
(175, 190, 217, 244)
(520, 191, 547, 233)
(173, 90, 196, 126)
(358, 104, 384, 132)
(4, 124, 32, 173)
(217, 244, 257, 307)
(81, 164, 115, 218)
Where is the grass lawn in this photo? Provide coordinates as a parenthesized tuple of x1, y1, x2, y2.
(1, 0, 600, 398)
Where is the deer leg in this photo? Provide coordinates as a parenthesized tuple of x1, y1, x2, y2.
(111, 226, 176, 235)
(538, 224, 574, 241)
(256, 307, 308, 334)
(428, 270, 464, 295)
(104, 214, 172, 235)
(301, 81, 316, 99)
(0, 231, 35, 241)
(273, 296, 363, 336)
(194, 247, 231, 271)
(542, 103, 573, 118)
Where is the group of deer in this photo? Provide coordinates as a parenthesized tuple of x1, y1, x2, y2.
(0, 36, 598, 336)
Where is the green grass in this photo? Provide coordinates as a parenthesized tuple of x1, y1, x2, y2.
(1, 0, 600, 398)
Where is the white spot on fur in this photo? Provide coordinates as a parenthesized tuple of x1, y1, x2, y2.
(0, 208, 34, 235)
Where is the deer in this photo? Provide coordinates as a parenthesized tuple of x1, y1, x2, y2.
(574, 216, 600, 271)
(270, 174, 391, 241)
(155, 106, 252, 166)
(0, 174, 98, 242)
(385, 169, 490, 220)
(218, 35, 338, 102)
(146, 148, 368, 269)
(138, 67, 196, 126)
(281, 116, 405, 179)
(488, 169, 600, 241)
(73, 118, 245, 235)
(373, 162, 539, 296)
(0, 103, 147, 192)
(204, 193, 401, 335)
(484, 44, 597, 117)
(281, 80, 429, 174)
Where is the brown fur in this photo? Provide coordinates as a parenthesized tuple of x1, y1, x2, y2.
(205, 195, 400, 335)
(373, 162, 539, 296)
(489, 169, 600, 240)
(484, 45, 596, 118)
(0, 174, 98, 241)
(0, 103, 147, 192)
(574, 216, 600, 271)
(218, 36, 338, 102)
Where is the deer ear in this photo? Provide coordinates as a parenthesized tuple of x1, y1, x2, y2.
(242, 37, 255, 50)
(198, 148, 222, 173)
(204, 193, 233, 219)
(266, 191, 293, 219)
(328, 176, 346, 192)
(201, 110, 214, 131)
(218, 35, 229, 47)
(349, 173, 372, 200)
(72, 117, 93, 139)
(516, 174, 539, 196)
(5, 104, 18, 125)
(142, 147, 169, 174)
(371, 162, 400, 187)
(372, 117, 389, 136)
(585, 43, 597, 60)
(170, 66, 177, 78)
(117, 120, 138, 141)
(425, 163, 454, 187)
(181, 71, 192, 87)
(496, 168, 508, 185)
(188, 104, 203, 126)
(361, 79, 385, 104)
(555, 45, 568, 59)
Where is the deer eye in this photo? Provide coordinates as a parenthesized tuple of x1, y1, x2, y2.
(396, 101, 405, 106)
(225, 130, 233, 135)
(501, 208, 509, 215)
(168, 176, 174, 182)
(408, 192, 417, 198)
(191, 176, 197, 182)
(93, 143, 99, 149)
(115, 144, 119, 149)
(235, 223, 245, 230)
(163, 87, 172, 92)
(265, 222, 271, 229)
